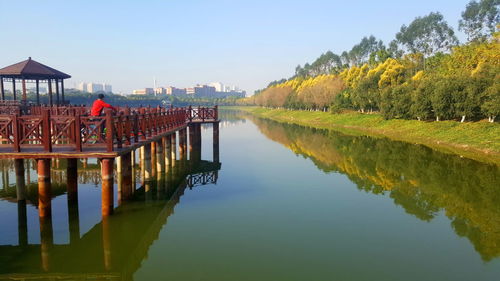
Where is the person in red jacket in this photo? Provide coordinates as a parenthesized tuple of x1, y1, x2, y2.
(90, 94, 117, 116)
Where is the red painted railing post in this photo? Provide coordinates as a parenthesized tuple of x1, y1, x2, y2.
(188, 106, 192, 122)
(116, 113, 123, 148)
(133, 113, 139, 143)
(12, 115, 20, 152)
(42, 109, 52, 152)
(74, 114, 82, 152)
(105, 109, 114, 152)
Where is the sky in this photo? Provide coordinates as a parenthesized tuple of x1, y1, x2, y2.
(0, 0, 472, 95)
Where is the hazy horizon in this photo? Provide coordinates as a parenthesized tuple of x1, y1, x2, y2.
(1, 0, 471, 95)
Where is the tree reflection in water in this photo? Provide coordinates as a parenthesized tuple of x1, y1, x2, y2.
(251, 116, 500, 262)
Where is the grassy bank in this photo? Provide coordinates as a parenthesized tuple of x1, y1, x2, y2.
(230, 106, 500, 165)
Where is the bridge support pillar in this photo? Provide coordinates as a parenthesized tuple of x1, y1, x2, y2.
(143, 145, 152, 184)
(171, 132, 177, 166)
(66, 159, 80, 244)
(100, 158, 114, 216)
(179, 128, 187, 160)
(155, 140, 165, 194)
(116, 156, 123, 204)
(15, 159, 28, 247)
(193, 124, 202, 163)
(164, 136, 171, 172)
(120, 152, 133, 201)
(102, 216, 112, 271)
(150, 141, 157, 179)
(131, 149, 136, 191)
(37, 159, 52, 218)
(213, 122, 219, 163)
(37, 158, 53, 272)
(188, 125, 195, 160)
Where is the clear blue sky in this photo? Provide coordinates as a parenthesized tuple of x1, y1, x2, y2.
(0, 0, 471, 95)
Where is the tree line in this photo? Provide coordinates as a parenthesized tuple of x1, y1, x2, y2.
(246, 0, 499, 122)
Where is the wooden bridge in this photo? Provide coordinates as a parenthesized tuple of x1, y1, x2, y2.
(0, 105, 218, 158)
(0, 104, 220, 217)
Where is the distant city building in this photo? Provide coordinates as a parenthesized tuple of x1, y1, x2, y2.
(209, 82, 225, 92)
(103, 84, 112, 93)
(87, 83, 103, 93)
(166, 86, 187, 96)
(133, 88, 154, 95)
(155, 87, 166, 95)
(132, 82, 245, 98)
(194, 85, 216, 97)
(77, 82, 112, 93)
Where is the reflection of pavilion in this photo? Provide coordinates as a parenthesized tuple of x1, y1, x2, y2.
(0, 133, 221, 280)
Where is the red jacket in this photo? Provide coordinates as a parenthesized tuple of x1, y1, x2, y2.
(90, 99, 116, 116)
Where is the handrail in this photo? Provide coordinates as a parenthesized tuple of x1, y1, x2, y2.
(0, 106, 217, 153)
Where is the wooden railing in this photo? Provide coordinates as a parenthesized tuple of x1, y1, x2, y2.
(0, 105, 217, 153)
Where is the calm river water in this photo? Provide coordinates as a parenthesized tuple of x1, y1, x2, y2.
(0, 109, 499, 281)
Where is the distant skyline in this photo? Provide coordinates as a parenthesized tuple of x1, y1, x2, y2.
(0, 0, 472, 95)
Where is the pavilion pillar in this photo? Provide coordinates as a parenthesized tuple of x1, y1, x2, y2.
(61, 79, 65, 104)
(100, 158, 114, 216)
(0, 77, 5, 101)
(22, 79, 27, 101)
(47, 79, 53, 106)
(66, 159, 80, 244)
(12, 79, 16, 101)
(35, 79, 40, 105)
(55, 79, 60, 105)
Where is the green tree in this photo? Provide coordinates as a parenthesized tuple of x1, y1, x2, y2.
(481, 80, 500, 122)
(395, 12, 459, 67)
(431, 77, 457, 121)
(411, 79, 434, 120)
(348, 35, 385, 66)
(459, 0, 500, 42)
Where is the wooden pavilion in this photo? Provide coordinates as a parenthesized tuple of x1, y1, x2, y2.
(0, 57, 71, 105)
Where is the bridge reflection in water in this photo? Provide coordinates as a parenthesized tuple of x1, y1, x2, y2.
(0, 126, 221, 280)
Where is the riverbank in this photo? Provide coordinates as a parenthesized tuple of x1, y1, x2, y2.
(230, 106, 500, 165)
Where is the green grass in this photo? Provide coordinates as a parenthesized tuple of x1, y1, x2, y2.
(228, 106, 500, 165)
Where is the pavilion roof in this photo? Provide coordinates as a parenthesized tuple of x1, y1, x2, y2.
(0, 57, 71, 79)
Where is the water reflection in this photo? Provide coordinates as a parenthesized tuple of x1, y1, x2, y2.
(0, 139, 221, 280)
(250, 115, 500, 262)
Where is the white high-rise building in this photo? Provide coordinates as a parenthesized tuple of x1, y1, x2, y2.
(77, 82, 112, 93)
(77, 82, 87, 92)
(103, 84, 112, 93)
(209, 82, 225, 92)
(86, 83, 103, 93)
